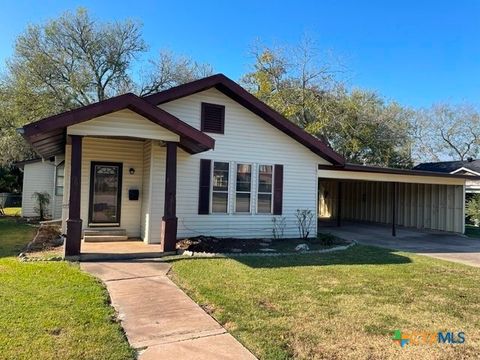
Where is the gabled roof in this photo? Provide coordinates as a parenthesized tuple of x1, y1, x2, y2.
(144, 74, 345, 165)
(414, 159, 480, 176)
(22, 93, 215, 158)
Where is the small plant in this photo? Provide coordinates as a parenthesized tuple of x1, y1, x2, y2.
(32, 192, 50, 221)
(272, 216, 287, 239)
(315, 233, 337, 246)
(466, 194, 480, 226)
(295, 209, 315, 240)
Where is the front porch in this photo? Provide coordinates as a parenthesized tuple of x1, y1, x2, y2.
(64, 135, 181, 258)
(80, 240, 175, 261)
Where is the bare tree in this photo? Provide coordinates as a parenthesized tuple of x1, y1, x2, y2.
(413, 104, 480, 161)
(139, 50, 214, 96)
(10, 8, 147, 107)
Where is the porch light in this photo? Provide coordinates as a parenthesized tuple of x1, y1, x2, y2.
(129, 168, 135, 175)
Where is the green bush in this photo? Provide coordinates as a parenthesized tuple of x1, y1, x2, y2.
(466, 194, 480, 226)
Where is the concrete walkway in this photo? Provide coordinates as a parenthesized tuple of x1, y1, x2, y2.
(81, 260, 257, 359)
(320, 222, 480, 267)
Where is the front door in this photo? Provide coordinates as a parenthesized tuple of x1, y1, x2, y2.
(89, 162, 123, 226)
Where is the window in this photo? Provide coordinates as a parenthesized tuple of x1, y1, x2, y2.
(235, 164, 251, 213)
(257, 165, 273, 213)
(55, 164, 65, 196)
(212, 162, 229, 213)
(201, 102, 225, 134)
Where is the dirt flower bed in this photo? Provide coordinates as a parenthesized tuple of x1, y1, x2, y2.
(176, 233, 349, 254)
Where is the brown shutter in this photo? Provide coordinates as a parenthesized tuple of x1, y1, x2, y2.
(273, 164, 283, 215)
(198, 159, 212, 214)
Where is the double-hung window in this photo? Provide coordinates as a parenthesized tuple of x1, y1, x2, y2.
(212, 162, 229, 213)
(55, 164, 65, 196)
(235, 164, 252, 213)
(257, 165, 273, 213)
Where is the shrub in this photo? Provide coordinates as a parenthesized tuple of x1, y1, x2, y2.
(32, 192, 50, 221)
(272, 216, 287, 239)
(466, 194, 480, 226)
(295, 209, 315, 240)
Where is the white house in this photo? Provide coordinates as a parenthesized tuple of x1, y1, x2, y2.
(17, 157, 64, 218)
(20, 74, 467, 257)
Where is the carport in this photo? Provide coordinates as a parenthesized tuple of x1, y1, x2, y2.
(318, 164, 467, 235)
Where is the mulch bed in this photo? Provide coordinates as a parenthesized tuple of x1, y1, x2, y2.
(176, 234, 349, 254)
(176, 236, 273, 253)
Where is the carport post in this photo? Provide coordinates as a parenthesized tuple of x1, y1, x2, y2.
(391, 182, 397, 237)
(336, 181, 342, 227)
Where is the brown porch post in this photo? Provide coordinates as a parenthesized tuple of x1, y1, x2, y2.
(161, 141, 178, 252)
(391, 182, 397, 237)
(65, 135, 83, 257)
(336, 181, 342, 227)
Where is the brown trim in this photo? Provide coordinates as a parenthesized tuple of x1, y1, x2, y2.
(65, 135, 82, 257)
(161, 142, 178, 252)
(22, 93, 215, 158)
(201, 102, 225, 134)
(198, 159, 212, 214)
(318, 163, 471, 179)
(391, 182, 397, 236)
(88, 161, 123, 226)
(336, 181, 342, 227)
(144, 74, 345, 165)
(273, 164, 283, 215)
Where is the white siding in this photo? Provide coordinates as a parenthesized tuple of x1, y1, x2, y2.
(63, 138, 145, 238)
(140, 141, 152, 242)
(158, 88, 330, 238)
(67, 109, 180, 142)
(21, 161, 55, 217)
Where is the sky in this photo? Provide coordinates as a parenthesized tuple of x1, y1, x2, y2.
(0, 0, 479, 108)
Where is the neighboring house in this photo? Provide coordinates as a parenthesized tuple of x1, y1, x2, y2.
(16, 157, 64, 218)
(19, 74, 467, 257)
(414, 159, 480, 194)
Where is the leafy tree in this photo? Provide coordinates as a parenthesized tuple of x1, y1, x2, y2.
(466, 194, 480, 226)
(412, 103, 480, 162)
(242, 40, 413, 168)
(0, 8, 213, 165)
(0, 166, 23, 193)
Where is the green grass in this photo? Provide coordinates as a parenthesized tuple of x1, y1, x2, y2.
(169, 246, 480, 359)
(0, 218, 135, 359)
(2, 207, 21, 216)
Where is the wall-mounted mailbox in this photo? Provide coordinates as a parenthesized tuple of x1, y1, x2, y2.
(129, 189, 139, 201)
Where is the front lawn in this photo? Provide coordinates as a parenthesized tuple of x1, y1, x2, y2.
(2, 207, 21, 216)
(170, 245, 480, 359)
(0, 218, 134, 359)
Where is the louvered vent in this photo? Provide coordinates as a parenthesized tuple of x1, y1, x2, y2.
(201, 102, 225, 134)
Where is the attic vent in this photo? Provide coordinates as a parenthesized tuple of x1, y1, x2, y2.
(201, 102, 225, 134)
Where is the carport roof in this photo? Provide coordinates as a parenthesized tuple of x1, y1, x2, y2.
(319, 163, 470, 180)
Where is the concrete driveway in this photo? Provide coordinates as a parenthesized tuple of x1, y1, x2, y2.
(320, 222, 480, 267)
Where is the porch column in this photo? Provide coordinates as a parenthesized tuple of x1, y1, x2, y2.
(161, 141, 178, 252)
(391, 182, 397, 237)
(336, 181, 342, 227)
(65, 135, 82, 257)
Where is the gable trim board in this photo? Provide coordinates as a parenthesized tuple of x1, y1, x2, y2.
(21, 93, 215, 158)
(450, 167, 480, 177)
